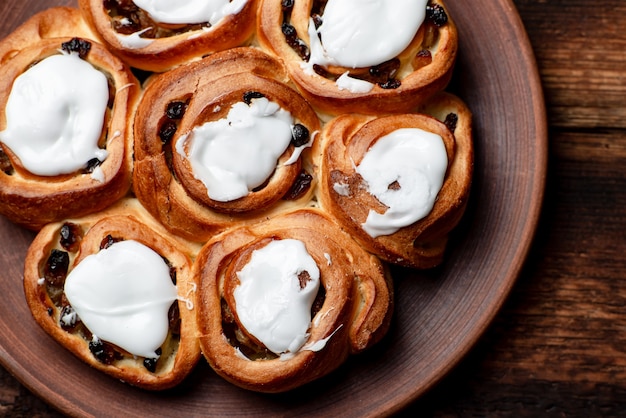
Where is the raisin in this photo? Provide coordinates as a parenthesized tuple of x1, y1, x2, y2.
(100, 234, 122, 250)
(59, 305, 78, 331)
(444, 113, 459, 133)
(0, 146, 13, 175)
(61, 38, 92, 59)
(89, 339, 117, 365)
(284, 170, 313, 200)
(281, 23, 310, 61)
(413, 49, 433, 70)
(159, 121, 177, 144)
(297, 271, 311, 289)
(143, 348, 162, 372)
(44, 250, 69, 287)
(168, 302, 181, 335)
(281, 0, 294, 12)
(166, 101, 187, 120)
(291, 123, 310, 147)
(379, 79, 401, 89)
(83, 158, 102, 174)
(426, 4, 448, 27)
(243, 91, 265, 104)
(368, 58, 400, 84)
(312, 13, 323, 29)
(60, 222, 82, 252)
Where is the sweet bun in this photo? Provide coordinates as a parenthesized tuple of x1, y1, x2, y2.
(194, 208, 393, 392)
(257, 0, 457, 115)
(23, 198, 202, 390)
(133, 47, 321, 242)
(77, 0, 259, 71)
(316, 92, 473, 268)
(0, 16, 140, 230)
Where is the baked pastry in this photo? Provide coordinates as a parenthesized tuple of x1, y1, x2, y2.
(78, 0, 259, 72)
(194, 208, 392, 392)
(0, 15, 140, 230)
(257, 0, 457, 114)
(316, 92, 473, 269)
(23, 198, 202, 390)
(133, 47, 321, 242)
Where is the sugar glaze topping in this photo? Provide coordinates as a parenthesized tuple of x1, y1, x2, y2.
(307, 0, 428, 69)
(176, 97, 295, 202)
(357, 128, 448, 237)
(131, 0, 248, 25)
(0, 53, 109, 176)
(64, 240, 178, 358)
(234, 239, 320, 355)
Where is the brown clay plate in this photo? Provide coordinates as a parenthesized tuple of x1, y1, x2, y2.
(0, 0, 547, 416)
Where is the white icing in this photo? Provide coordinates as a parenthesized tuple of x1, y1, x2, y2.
(64, 240, 178, 358)
(90, 166, 105, 183)
(336, 72, 374, 93)
(0, 53, 109, 176)
(37, 277, 45, 286)
(176, 97, 295, 202)
(307, 0, 427, 69)
(234, 239, 320, 355)
(132, 0, 247, 25)
(116, 28, 155, 49)
(357, 128, 448, 237)
(333, 181, 350, 196)
(301, 324, 343, 352)
(323, 253, 332, 266)
(282, 130, 316, 166)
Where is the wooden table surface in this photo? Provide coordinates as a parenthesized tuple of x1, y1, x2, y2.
(1, 0, 625, 416)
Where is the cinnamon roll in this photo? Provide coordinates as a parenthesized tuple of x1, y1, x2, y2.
(78, 0, 259, 72)
(133, 47, 321, 242)
(23, 198, 202, 390)
(316, 92, 473, 269)
(194, 208, 393, 392)
(0, 29, 140, 230)
(257, 0, 457, 115)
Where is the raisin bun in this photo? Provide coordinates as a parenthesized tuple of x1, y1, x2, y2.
(23, 198, 202, 390)
(257, 0, 457, 115)
(315, 92, 473, 269)
(0, 12, 140, 230)
(133, 47, 321, 242)
(77, 0, 259, 72)
(194, 208, 393, 392)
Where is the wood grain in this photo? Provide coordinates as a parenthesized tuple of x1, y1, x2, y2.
(2, 0, 624, 416)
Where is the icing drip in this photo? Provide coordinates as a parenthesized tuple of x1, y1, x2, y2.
(0, 53, 109, 176)
(64, 240, 178, 358)
(234, 239, 320, 355)
(357, 128, 448, 237)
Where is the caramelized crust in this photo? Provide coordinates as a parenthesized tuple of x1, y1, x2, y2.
(77, 0, 259, 72)
(315, 92, 474, 268)
(257, 0, 458, 115)
(0, 23, 140, 230)
(23, 198, 202, 390)
(133, 47, 321, 242)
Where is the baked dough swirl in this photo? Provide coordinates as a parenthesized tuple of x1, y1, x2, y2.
(316, 92, 473, 269)
(133, 47, 321, 242)
(78, 0, 259, 72)
(195, 208, 393, 392)
(0, 10, 139, 230)
(23, 199, 202, 390)
(257, 0, 457, 115)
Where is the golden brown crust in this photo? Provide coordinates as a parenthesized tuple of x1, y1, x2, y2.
(0, 26, 140, 230)
(77, 0, 259, 72)
(257, 0, 458, 115)
(194, 208, 392, 393)
(133, 47, 321, 242)
(23, 198, 202, 390)
(316, 92, 474, 269)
